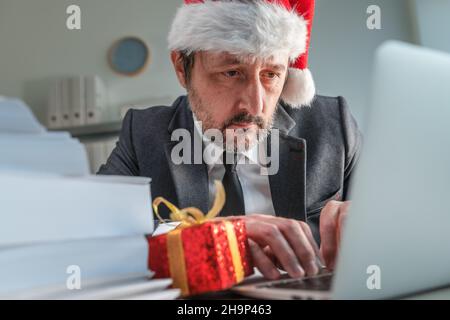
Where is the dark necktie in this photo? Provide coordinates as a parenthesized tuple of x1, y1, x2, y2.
(220, 153, 245, 216)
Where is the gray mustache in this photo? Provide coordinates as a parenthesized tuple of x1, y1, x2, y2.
(222, 113, 265, 130)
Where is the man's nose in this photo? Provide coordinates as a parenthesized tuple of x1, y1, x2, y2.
(240, 77, 264, 116)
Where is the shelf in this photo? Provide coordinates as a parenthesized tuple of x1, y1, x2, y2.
(49, 121, 122, 139)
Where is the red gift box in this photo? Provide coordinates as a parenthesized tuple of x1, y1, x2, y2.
(147, 218, 253, 297)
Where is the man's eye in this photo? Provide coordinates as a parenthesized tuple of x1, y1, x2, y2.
(223, 70, 240, 78)
(263, 72, 278, 79)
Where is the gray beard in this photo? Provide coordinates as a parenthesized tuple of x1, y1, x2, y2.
(188, 88, 275, 153)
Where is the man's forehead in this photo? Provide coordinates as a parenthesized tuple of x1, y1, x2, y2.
(200, 51, 289, 69)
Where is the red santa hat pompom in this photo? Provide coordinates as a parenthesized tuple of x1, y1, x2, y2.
(168, 0, 316, 108)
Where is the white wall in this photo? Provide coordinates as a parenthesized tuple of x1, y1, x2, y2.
(0, 0, 184, 124)
(413, 0, 450, 53)
(310, 0, 416, 128)
(0, 0, 416, 129)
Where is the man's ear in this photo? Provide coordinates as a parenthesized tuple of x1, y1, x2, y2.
(170, 51, 187, 89)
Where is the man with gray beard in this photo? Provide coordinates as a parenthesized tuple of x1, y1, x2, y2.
(99, 0, 362, 280)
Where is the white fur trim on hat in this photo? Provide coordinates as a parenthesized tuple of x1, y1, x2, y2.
(281, 68, 316, 108)
(168, 1, 308, 62)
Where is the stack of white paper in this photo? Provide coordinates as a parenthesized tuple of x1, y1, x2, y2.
(3, 271, 180, 300)
(0, 173, 154, 245)
(0, 98, 90, 176)
(0, 135, 89, 176)
(0, 98, 46, 134)
(0, 171, 169, 299)
(0, 98, 176, 299)
(0, 236, 150, 295)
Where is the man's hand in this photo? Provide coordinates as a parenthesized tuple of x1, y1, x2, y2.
(237, 214, 322, 280)
(319, 201, 351, 270)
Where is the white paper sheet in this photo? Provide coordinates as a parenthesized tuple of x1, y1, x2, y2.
(0, 236, 150, 296)
(0, 172, 153, 246)
(0, 98, 46, 134)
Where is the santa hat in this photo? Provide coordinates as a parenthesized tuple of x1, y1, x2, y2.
(168, 0, 316, 108)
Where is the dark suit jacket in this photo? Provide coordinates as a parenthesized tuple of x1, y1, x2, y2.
(98, 95, 362, 242)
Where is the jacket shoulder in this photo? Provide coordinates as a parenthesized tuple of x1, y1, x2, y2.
(121, 96, 188, 144)
(283, 95, 362, 159)
(284, 95, 346, 123)
(126, 97, 184, 130)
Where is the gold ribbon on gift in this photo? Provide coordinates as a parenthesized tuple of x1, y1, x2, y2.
(152, 180, 244, 296)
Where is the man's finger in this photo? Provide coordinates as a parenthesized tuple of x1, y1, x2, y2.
(299, 221, 326, 270)
(263, 246, 284, 270)
(246, 220, 305, 278)
(275, 219, 318, 276)
(247, 215, 319, 276)
(336, 201, 351, 248)
(248, 240, 280, 280)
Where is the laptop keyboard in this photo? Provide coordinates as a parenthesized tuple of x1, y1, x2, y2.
(257, 272, 334, 292)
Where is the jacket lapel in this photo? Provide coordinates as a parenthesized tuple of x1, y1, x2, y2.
(164, 98, 209, 213)
(268, 105, 307, 221)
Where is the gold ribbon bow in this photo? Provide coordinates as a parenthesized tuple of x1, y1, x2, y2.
(152, 180, 225, 228)
(152, 180, 244, 296)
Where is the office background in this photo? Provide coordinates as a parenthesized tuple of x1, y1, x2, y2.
(2, 0, 450, 300)
(1, 0, 449, 169)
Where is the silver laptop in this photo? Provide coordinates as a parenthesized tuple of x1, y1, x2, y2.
(233, 41, 450, 300)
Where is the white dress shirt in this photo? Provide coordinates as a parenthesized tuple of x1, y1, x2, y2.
(193, 115, 276, 216)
